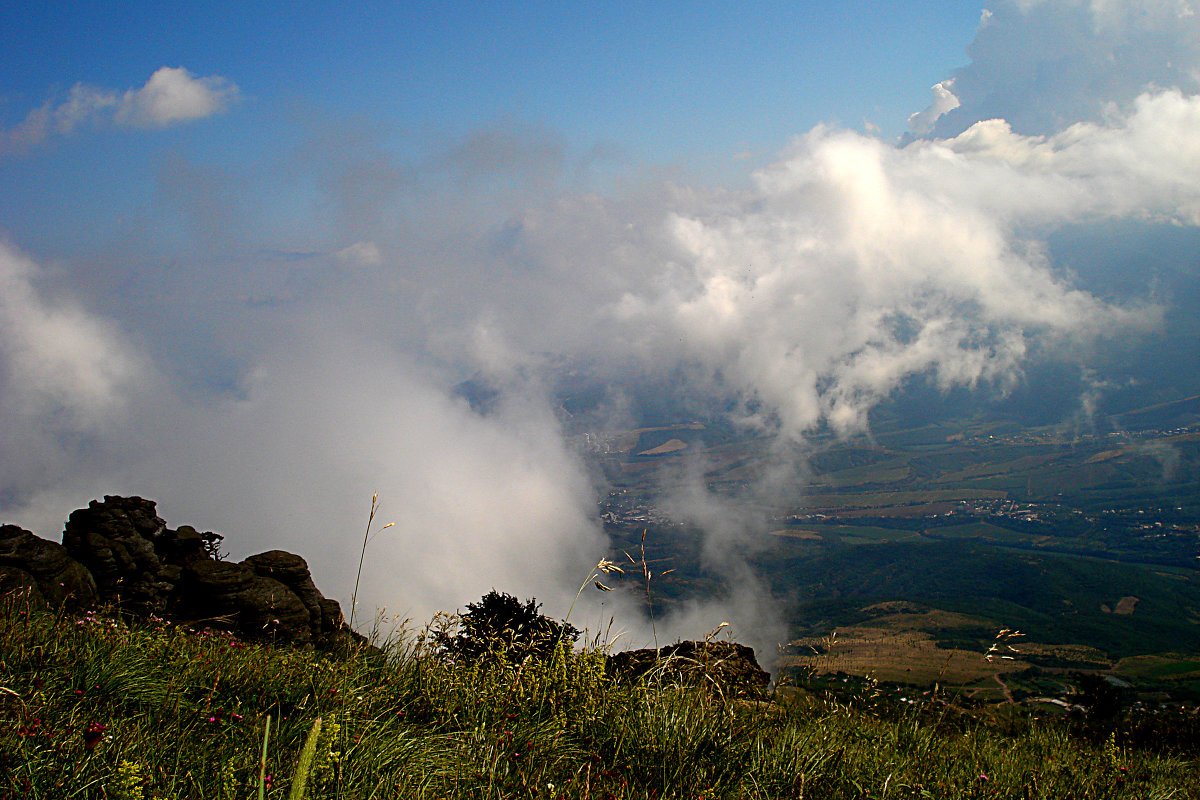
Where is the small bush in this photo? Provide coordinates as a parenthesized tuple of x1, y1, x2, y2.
(433, 590, 579, 667)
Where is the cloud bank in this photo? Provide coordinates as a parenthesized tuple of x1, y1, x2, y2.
(479, 89, 1184, 439)
(0, 241, 147, 503)
(918, 0, 1200, 138)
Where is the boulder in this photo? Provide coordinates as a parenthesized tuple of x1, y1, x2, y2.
(608, 640, 771, 698)
(243, 551, 325, 633)
(0, 524, 98, 608)
(242, 551, 360, 649)
(176, 558, 314, 644)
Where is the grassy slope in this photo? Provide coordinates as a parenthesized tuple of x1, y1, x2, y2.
(2, 592, 1199, 800)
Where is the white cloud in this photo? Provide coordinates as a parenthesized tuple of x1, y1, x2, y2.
(0, 240, 142, 428)
(926, 0, 1200, 137)
(935, 89, 1200, 224)
(334, 240, 384, 267)
(131, 335, 610, 627)
(0, 67, 238, 155)
(0, 243, 612, 635)
(0, 85, 118, 153)
(3, 84, 1189, 648)
(585, 119, 1160, 437)
(455, 97, 1178, 439)
(907, 79, 961, 136)
(114, 66, 239, 128)
(0, 240, 149, 508)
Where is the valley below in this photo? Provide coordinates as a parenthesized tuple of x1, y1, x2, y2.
(579, 393, 1200, 708)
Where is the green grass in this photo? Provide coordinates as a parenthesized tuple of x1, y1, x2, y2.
(2, 592, 1199, 799)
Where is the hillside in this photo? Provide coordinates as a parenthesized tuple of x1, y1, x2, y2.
(3, 588, 1200, 799)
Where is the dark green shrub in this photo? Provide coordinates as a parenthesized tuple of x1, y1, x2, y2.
(434, 590, 579, 666)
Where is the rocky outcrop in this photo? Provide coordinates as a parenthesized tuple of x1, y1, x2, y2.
(61, 496, 176, 611)
(1, 496, 360, 651)
(1, 524, 99, 608)
(608, 640, 771, 698)
(174, 549, 355, 650)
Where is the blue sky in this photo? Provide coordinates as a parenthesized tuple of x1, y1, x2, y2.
(2, 1, 1199, 636)
(0, 2, 985, 266)
(2, 2, 983, 159)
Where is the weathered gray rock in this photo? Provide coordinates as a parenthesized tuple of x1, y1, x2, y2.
(242, 550, 355, 648)
(2, 496, 361, 652)
(0, 524, 98, 608)
(176, 557, 315, 644)
(608, 640, 771, 698)
(62, 496, 172, 611)
(244, 551, 324, 633)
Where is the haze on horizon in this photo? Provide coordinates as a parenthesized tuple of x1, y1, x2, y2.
(2, 0, 1199, 651)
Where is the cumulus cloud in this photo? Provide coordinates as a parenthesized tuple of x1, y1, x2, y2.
(928, 0, 1200, 137)
(132, 335, 610, 626)
(937, 89, 1200, 224)
(0, 67, 238, 155)
(335, 240, 384, 267)
(480, 97, 1177, 439)
(0, 85, 117, 153)
(8, 79, 1187, 647)
(907, 79, 961, 136)
(114, 66, 239, 128)
(0, 247, 612, 633)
